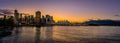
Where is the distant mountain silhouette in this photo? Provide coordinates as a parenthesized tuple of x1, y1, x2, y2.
(84, 20, 120, 26)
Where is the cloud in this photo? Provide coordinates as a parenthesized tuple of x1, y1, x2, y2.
(0, 9, 13, 15)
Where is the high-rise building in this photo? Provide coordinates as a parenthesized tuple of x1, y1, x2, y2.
(35, 11, 41, 23)
(41, 15, 46, 25)
(19, 13, 22, 23)
(29, 15, 34, 23)
(46, 15, 54, 24)
(3, 15, 7, 19)
(14, 9, 19, 23)
(19, 13, 22, 19)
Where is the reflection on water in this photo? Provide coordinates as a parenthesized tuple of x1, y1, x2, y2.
(35, 27, 41, 43)
(40, 27, 53, 43)
(0, 26, 120, 43)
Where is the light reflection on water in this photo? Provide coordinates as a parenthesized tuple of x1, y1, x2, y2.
(0, 26, 120, 43)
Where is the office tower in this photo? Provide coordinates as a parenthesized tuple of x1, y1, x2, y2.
(14, 9, 19, 23)
(19, 13, 22, 23)
(46, 15, 54, 24)
(29, 15, 34, 23)
(19, 13, 22, 19)
(41, 16, 46, 25)
(35, 11, 41, 23)
(3, 15, 7, 19)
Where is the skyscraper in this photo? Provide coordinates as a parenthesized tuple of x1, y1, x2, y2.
(19, 13, 22, 19)
(46, 15, 54, 24)
(19, 13, 22, 23)
(35, 11, 41, 23)
(14, 9, 19, 23)
(41, 15, 46, 25)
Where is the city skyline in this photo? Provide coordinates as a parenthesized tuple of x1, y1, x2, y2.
(0, 0, 120, 22)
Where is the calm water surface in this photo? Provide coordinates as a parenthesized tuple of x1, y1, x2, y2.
(0, 26, 120, 43)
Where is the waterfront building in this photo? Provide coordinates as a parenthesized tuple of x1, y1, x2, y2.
(41, 16, 46, 25)
(19, 13, 22, 23)
(29, 15, 34, 23)
(46, 15, 54, 24)
(56, 20, 70, 25)
(35, 11, 41, 24)
(14, 9, 19, 23)
(3, 15, 7, 19)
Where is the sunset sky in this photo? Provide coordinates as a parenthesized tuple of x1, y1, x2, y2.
(0, 0, 120, 22)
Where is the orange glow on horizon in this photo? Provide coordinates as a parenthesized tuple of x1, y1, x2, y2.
(18, 9, 88, 22)
(16, 9, 118, 23)
(54, 17, 88, 23)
